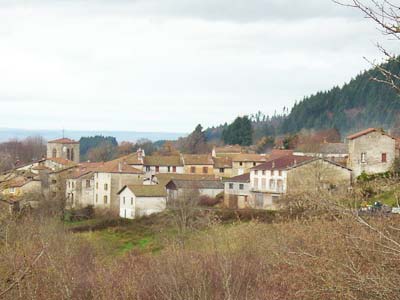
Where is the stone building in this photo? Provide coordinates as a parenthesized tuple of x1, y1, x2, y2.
(223, 173, 252, 209)
(248, 155, 352, 210)
(347, 128, 396, 177)
(182, 154, 214, 175)
(47, 138, 80, 163)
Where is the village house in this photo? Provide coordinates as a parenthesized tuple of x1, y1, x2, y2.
(231, 154, 268, 176)
(46, 138, 80, 163)
(223, 173, 251, 209)
(0, 175, 42, 198)
(142, 155, 184, 177)
(182, 154, 214, 175)
(347, 128, 396, 177)
(93, 160, 144, 213)
(118, 185, 167, 219)
(248, 155, 352, 210)
(212, 145, 242, 157)
(212, 156, 233, 178)
(166, 179, 224, 200)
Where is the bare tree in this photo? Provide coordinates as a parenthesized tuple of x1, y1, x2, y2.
(334, 0, 400, 92)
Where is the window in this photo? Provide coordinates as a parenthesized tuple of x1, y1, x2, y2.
(123, 197, 125, 205)
(167, 166, 171, 172)
(96, 182, 98, 189)
(104, 183, 108, 191)
(71, 182, 74, 188)
(262, 170, 265, 175)
(278, 170, 282, 176)
(9, 187, 15, 194)
(261, 178, 266, 190)
(271, 170, 275, 176)
(86, 180, 91, 188)
(146, 166, 151, 172)
(203, 167, 208, 173)
(155, 166, 160, 172)
(67, 148, 71, 160)
(71, 148, 74, 161)
(104, 195, 108, 204)
(96, 194, 98, 203)
(52, 148, 57, 158)
(255, 170, 258, 175)
(131, 197, 133, 205)
(173, 166, 177, 173)
(239, 184, 244, 190)
(361, 152, 367, 163)
(269, 179, 276, 190)
(272, 195, 280, 203)
(253, 162, 256, 167)
(71, 193, 74, 204)
(239, 162, 243, 166)
(191, 166, 196, 173)
(382, 153, 387, 163)
(229, 183, 234, 189)
(68, 181, 71, 188)
(51, 179, 57, 184)
(219, 168, 224, 173)
(277, 180, 283, 192)
(254, 178, 259, 189)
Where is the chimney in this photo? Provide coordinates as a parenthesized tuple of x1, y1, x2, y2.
(118, 162, 122, 172)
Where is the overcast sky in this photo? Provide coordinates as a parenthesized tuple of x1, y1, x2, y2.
(0, 0, 394, 133)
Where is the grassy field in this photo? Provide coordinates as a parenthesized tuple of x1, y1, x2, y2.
(67, 213, 178, 257)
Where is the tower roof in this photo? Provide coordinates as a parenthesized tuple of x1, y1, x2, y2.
(48, 138, 79, 144)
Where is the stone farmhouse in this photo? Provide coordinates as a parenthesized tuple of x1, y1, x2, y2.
(223, 155, 352, 210)
(347, 128, 396, 177)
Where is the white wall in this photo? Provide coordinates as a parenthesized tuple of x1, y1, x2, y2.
(119, 188, 166, 219)
(250, 169, 287, 194)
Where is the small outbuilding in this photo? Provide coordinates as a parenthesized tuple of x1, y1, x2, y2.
(165, 179, 224, 200)
(118, 185, 167, 219)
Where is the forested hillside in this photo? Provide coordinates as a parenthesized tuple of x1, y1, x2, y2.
(206, 59, 400, 145)
(281, 59, 400, 135)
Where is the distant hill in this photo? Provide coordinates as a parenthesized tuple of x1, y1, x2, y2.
(281, 59, 400, 135)
(0, 128, 186, 143)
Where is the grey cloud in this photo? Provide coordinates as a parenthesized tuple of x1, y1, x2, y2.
(1, 0, 361, 22)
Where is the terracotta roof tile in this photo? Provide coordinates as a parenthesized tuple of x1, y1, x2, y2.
(223, 173, 250, 183)
(347, 128, 394, 140)
(144, 156, 183, 166)
(231, 154, 268, 162)
(119, 185, 167, 197)
(252, 155, 314, 171)
(183, 154, 214, 165)
(213, 157, 233, 168)
(167, 179, 223, 190)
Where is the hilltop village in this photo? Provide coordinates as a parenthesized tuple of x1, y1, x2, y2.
(0, 127, 397, 218)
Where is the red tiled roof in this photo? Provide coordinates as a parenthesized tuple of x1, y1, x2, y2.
(48, 138, 79, 144)
(224, 173, 250, 183)
(183, 154, 214, 165)
(47, 157, 77, 166)
(252, 155, 313, 171)
(347, 128, 394, 140)
(213, 156, 233, 168)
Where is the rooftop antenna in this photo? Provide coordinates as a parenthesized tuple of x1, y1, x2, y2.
(62, 129, 65, 138)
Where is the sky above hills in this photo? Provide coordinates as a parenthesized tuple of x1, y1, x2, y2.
(0, 0, 394, 133)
